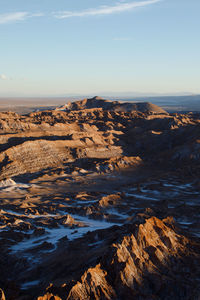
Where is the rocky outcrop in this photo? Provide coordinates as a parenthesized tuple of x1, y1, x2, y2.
(60, 97, 168, 114)
(0, 289, 5, 300)
(68, 264, 116, 300)
(98, 193, 122, 207)
(38, 217, 200, 300)
(95, 156, 142, 173)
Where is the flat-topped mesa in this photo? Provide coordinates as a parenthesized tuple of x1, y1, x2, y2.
(58, 97, 168, 114)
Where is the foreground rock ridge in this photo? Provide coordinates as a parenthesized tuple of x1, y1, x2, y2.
(38, 217, 200, 300)
(0, 97, 199, 299)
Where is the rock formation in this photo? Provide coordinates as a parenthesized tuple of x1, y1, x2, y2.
(0, 289, 5, 300)
(59, 96, 168, 114)
(0, 98, 200, 300)
(0, 98, 199, 180)
(38, 217, 200, 300)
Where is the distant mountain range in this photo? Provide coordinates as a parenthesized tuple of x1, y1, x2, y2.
(107, 94, 200, 112)
(0, 94, 199, 113)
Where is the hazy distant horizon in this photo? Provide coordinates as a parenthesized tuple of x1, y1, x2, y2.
(0, 91, 198, 99)
(0, 93, 200, 114)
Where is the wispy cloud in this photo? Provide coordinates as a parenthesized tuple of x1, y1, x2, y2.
(55, 0, 161, 19)
(0, 12, 44, 24)
(0, 74, 10, 80)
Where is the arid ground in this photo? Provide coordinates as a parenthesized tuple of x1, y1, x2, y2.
(0, 97, 200, 300)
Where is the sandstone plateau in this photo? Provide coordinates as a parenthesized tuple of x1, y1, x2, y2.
(0, 97, 199, 299)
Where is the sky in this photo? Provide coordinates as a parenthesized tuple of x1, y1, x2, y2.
(0, 0, 199, 97)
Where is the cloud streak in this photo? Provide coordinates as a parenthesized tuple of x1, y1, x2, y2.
(55, 0, 161, 19)
(0, 12, 44, 24)
(0, 74, 9, 80)
(0, 1, 160, 25)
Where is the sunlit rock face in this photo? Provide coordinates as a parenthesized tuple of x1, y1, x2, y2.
(0, 289, 5, 300)
(38, 217, 200, 300)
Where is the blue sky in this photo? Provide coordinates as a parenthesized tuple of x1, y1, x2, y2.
(0, 0, 199, 97)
